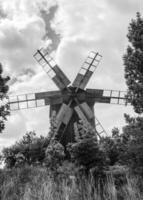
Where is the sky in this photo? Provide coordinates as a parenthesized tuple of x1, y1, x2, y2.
(0, 0, 142, 149)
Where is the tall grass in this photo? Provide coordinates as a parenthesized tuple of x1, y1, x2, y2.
(0, 166, 143, 200)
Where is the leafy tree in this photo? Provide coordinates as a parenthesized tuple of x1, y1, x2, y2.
(2, 112, 60, 168)
(122, 115, 143, 174)
(2, 131, 50, 168)
(122, 12, 143, 175)
(0, 63, 10, 133)
(45, 139, 65, 175)
(123, 12, 143, 113)
(100, 128, 129, 166)
(67, 120, 108, 175)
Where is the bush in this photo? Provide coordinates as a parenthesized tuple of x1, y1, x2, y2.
(67, 120, 108, 176)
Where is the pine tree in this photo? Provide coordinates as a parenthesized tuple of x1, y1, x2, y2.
(123, 12, 143, 113)
(0, 63, 10, 133)
(122, 13, 143, 173)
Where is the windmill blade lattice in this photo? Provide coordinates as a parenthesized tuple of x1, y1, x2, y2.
(95, 116, 107, 138)
(72, 51, 102, 90)
(86, 89, 131, 105)
(33, 49, 71, 90)
(8, 90, 63, 110)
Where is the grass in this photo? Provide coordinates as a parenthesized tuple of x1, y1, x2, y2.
(0, 166, 143, 200)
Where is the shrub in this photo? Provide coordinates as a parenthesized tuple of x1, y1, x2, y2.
(67, 120, 108, 176)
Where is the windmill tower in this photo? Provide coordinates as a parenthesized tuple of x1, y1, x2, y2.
(9, 49, 130, 146)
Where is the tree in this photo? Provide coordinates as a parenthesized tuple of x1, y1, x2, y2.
(67, 120, 108, 175)
(122, 13, 143, 175)
(101, 128, 129, 166)
(0, 63, 10, 132)
(122, 115, 143, 174)
(123, 12, 143, 113)
(2, 131, 50, 168)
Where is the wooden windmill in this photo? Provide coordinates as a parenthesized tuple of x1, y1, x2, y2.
(9, 49, 130, 146)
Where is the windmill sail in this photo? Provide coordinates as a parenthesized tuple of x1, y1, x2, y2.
(9, 91, 63, 110)
(72, 51, 102, 89)
(86, 89, 130, 105)
(56, 103, 73, 130)
(74, 105, 89, 123)
(78, 102, 94, 120)
(74, 97, 94, 123)
(33, 49, 71, 90)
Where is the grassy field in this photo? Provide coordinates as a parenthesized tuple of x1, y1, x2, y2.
(0, 166, 142, 200)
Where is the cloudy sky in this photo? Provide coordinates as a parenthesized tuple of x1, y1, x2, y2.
(0, 0, 142, 149)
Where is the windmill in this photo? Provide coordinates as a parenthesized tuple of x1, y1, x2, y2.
(8, 49, 130, 146)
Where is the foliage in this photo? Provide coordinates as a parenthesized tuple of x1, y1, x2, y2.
(123, 12, 143, 113)
(67, 120, 108, 176)
(48, 110, 59, 141)
(44, 139, 65, 175)
(122, 12, 143, 175)
(2, 131, 50, 168)
(100, 128, 129, 166)
(121, 115, 143, 174)
(0, 63, 10, 133)
(1, 112, 62, 169)
(0, 166, 143, 200)
(0, 166, 47, 200)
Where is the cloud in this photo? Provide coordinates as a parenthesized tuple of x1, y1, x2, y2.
(41, 5, 61, 52)
(2, 106, 50, 148)
(105, 0, 142, 14)
(0, 15, 46, 75)
(0, 0, 58, 76)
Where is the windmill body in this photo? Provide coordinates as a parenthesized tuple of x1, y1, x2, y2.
(8, 49, 130, 146)
(48, 87, 96, 146)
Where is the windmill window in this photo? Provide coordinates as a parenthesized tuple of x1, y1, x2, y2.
(28, 101, 36, 108)
(43, 64, 50, 73)
(93, 60, 100, 67)
(96, 54, 102, 62)
(39, 59, 47, 67)
(103, 90, 111, 97)
(41, 62, 47, 68)
(19, 102, 27, 109)
(43, 50, 48, 55)
(27, 94, 35, 100)
(89, 65, 96, 72)
(9, 96, 18, 103)
(119, 99, 126, 105)
(18, 95, 26, 101)
(34, 53, 41, 61)
(49, 60, 56, 67)
(45, 54, 52, 62)
(83, 62, 89, 69)
(10, 103, 19, 110)
(36, 99, 45, 107)
(80, 68, 86, 75)
(111, 98, 118, 104)
(89, 52, 96, 59)
(86, 57, 92, 64)
(48, 69, 56, 78)
(44, 54, 49, 60)
(112, 91, 119, 98)
(120, 91, 126, 98)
